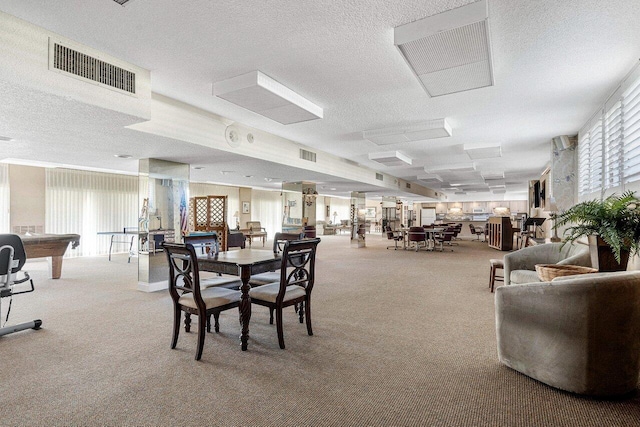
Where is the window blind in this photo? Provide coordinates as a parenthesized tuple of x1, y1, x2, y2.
(578, 130, 591, 196)
(623, 77, 640, 184)
(604, 101, 622, 189)
(589, 118, 603, 194)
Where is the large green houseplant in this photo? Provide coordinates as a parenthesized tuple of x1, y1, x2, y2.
(553, 191, 640, 271)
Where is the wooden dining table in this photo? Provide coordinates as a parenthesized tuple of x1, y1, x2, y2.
(196, 249, 281, 351)
(399, 227, 445, 250)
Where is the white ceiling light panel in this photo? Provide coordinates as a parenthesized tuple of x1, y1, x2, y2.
(363, 119, 452, 145)
(425, 162, 476, 173)
(416, 173, 443, 182)
(369, 151, 413, 166)
(465, 145, 502, 160)
(394, 0, 493, 97)
(214, 71, 323, 125)
(481, 171, 505, 180)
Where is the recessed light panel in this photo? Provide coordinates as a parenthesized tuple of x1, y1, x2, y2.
(214, 71, 323, 125)
(394, 0, 493, 97)
(368, 151, 413, 166)
(465, 145, 502, 160)
(363, 119, 452, 145)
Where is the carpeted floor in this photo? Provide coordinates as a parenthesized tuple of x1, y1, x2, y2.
(1, 235, 640, 426)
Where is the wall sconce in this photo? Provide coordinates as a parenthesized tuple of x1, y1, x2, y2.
(302, 188, 318, 206)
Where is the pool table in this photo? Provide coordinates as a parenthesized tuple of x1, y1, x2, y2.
(20, 234, 81, 279)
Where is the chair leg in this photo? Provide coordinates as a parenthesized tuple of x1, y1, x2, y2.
(298, 301, 305, 324)
(206, 315, 211, 333)
(490, 265, 495, 292)
(195, 314, 206, 361)
(305, 298, 313, 336)
(171, 307, 181, 349)
(184, 313, 191, 333)
(269, 308, 274, 324)
(213, 312, 220, 332)
(276, 308, 285, 349)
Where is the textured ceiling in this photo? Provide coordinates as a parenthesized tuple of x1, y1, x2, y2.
(1, 0, 640, 200)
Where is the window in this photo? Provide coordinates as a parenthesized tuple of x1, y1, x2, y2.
(578, 62, 640, 196)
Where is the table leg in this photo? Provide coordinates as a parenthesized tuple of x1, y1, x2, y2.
(109, 235, 114, 261)
(238, 265, 252, 351)
(51, 256, 63, 279)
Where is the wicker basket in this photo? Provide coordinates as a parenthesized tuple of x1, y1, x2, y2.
(535, 264, 598, 282)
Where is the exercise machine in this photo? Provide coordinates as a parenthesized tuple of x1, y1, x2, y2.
(0, 234, 42, 337)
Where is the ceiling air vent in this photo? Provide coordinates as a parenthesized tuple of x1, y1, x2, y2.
(375, 173, 384, 181)
(300, 149, 317, 163)
(50, 41, 136, 95)
(113, 0, 136, 5)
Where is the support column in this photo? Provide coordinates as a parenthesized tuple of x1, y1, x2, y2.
(138, 158, 189, 292)
(351, 192, 366, 248)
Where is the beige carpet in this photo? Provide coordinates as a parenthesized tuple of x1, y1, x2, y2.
(1, 235, 640, 426)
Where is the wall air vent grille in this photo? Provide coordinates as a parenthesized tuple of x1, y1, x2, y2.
(299, 149, 317, 162)
(376, 173, 384, 181)
(51, 43, 136, 94)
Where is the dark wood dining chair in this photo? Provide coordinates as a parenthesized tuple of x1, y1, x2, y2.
(163, 242, 241, 360)
(248, 232, 305, 286)
(248, 238, 321, 349)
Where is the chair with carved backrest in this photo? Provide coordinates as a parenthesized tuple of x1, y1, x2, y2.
(248, 232, 305, 286)
(162, 242, 241, 360)
(249, 238, 321, 349)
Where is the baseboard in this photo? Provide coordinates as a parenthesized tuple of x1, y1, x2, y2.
(137, 280, 168, 292)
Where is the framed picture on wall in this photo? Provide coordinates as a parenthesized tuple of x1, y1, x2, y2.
(242, 201, 250, 214)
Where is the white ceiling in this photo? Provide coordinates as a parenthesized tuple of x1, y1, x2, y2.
(1, 0, 639, 201)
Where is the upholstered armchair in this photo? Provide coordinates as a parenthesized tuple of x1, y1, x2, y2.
(495, 271, 640, 396)
(503, 242, 591, 286)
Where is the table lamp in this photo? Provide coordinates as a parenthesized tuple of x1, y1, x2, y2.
(333, 211, 338, 225)
(233, 211, 239, 230)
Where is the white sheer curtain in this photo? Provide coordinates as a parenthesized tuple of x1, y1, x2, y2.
(189, 182, 240, 226)
(46, 169, 138, 257)
(0, 163, 9, 233)
(251, 189, 282, 237)
(329, 198, 351, 224)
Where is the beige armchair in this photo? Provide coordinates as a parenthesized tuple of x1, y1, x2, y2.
(495, 271, 640, 396)
(503, 242, 591, 286)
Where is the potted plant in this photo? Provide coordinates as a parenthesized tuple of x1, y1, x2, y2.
(553, 191, 640, 271)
